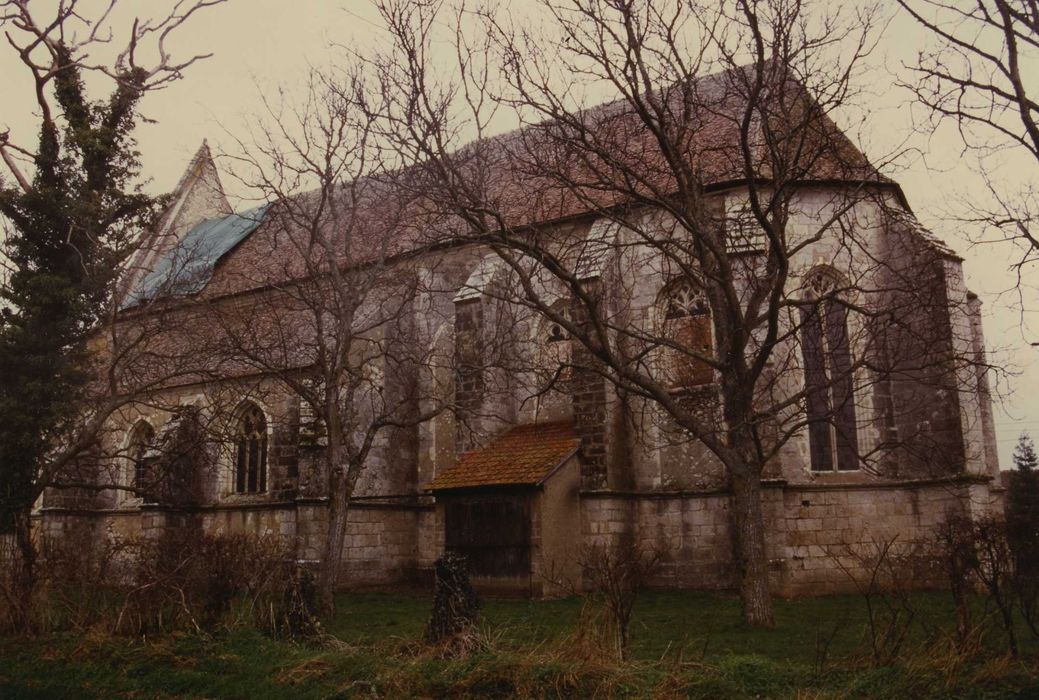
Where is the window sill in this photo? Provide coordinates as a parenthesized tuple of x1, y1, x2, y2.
(804, 470, 872, 486)
(221, 492, 270, 504)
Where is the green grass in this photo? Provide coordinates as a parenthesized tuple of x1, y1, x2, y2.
(2, 590, 1038, 699)
(324, 589, 1038, 663)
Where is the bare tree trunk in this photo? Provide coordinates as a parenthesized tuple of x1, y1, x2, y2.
(616, 619, 630, 662)
(730, 469, 775, 628)
(316, 435, 364, 617)
(11, 507, 36, 632)
(952, 578, 972, 645)
(947, 536, 974, 645)
(317, 470, 351, 616)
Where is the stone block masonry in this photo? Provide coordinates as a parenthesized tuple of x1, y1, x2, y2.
(579, 475, 998, 595)
(36, 496, 434, 590)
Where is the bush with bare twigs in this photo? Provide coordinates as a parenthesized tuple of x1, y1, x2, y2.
(2, 526, 301, 637)
(936, 513, 1024, 658)
(261, 565, 324, 642)
(831, 534, 937, 666)
(549, 541, 663, 662)
(121, 528, 292, 635)
(936, 513, 981, 646)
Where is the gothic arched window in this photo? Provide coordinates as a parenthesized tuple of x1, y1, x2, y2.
(127, 420, 156, 502)
(800, 268, 859, 472)
(659, 277, 714, 387)
(235, 402, 268, 494)
(455, 299, 486, 411)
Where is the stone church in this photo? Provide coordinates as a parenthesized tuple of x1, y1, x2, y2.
(36, 70, 1004, 597)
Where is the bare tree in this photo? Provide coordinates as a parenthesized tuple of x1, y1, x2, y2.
(352, 0, 979, 628)
(0, 0, 222, 629)
(898, 0, 1039, 323)
(202, 70, 449, 613)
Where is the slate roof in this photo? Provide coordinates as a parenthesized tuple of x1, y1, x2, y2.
(886, 208, 961, 260)
(123, 205, 269, 308)
(425, 421, 580, 491)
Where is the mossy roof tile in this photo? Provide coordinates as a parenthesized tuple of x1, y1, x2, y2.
(425, 421, 579, 491)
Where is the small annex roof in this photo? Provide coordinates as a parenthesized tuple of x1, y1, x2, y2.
(123, 204, 269, 308)
(425, 421, 580, 491)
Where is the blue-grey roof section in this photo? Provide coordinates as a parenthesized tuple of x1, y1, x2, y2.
(123, 204, 269, 308)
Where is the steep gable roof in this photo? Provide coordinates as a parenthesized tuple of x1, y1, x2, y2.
(119, 141, 233, 305)
(131, 66, 898, 306)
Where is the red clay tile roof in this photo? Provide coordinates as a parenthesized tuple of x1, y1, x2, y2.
(425, 421, 580, 491)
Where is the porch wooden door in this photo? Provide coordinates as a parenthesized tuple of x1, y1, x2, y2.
(444, 495, 531, 578)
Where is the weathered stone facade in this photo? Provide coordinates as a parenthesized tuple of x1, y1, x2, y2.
(34, 106, 1004, 599)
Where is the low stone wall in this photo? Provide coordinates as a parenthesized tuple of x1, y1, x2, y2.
(335, 502, 431, 587)
(36, 498, 435, 589)
(199, 503, 295, 539)
(33, 476, 1001, 597)
(581, 476, 1002, 595)
(770, 478, 1000, 595)
(583, 492, 735, 590)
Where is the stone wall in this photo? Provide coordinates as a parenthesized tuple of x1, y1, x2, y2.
(769, 479, 979, 595)
(36, 498, 433, 589)
(453, 299, 485, 452)
(583, 491, 734, 590)
(536, 456, 583, 597)
(580, 476, 1002, 595)
(34, 473, 1002, 597)
(334, 502, 431, 587)
(569, 281, 609, 490)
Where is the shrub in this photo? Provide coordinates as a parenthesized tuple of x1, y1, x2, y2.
(831, 534, 934, 666)
(260, 564, 322, 641)
(546, 541, 663, 663)
(935, 511, 1032, 658)
(120, 526, 293, 634)
(19, 524, 296, 636)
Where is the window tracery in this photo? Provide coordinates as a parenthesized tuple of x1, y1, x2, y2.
(537, 300, 572, 383)
(659, 277, 713, 387)
(800, 268, 859, 472)
(234, 402, 268, 494)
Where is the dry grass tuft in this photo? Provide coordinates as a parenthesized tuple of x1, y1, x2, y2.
(273, 656, 334, 685)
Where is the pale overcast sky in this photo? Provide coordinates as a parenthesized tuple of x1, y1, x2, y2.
(1, 1, 1036, 467)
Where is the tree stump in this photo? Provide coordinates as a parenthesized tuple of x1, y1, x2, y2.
(425, 552, 480, 644)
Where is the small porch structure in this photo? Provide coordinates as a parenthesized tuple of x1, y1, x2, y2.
(426, 421, 583, 597)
